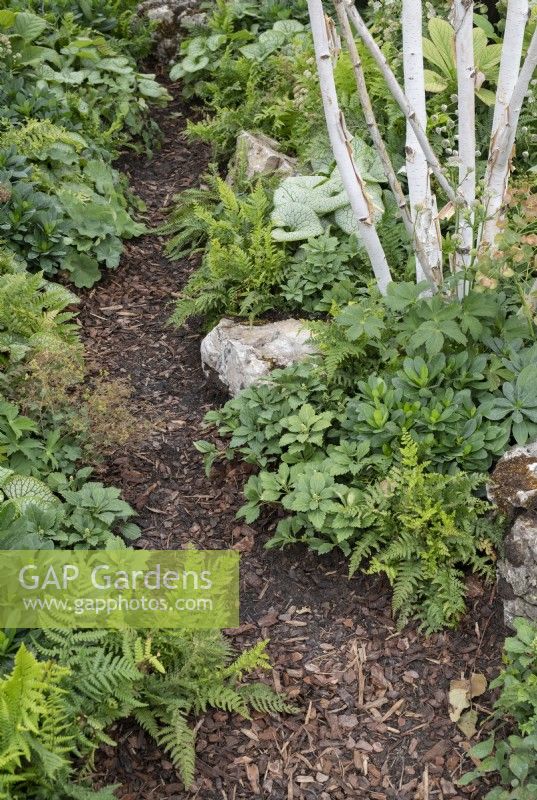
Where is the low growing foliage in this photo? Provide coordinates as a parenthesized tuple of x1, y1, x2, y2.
(461, 618, 537, 798)
(0, 632, 293, 797)
(169, 179, 287, 326)
(29, 629, 295, 791)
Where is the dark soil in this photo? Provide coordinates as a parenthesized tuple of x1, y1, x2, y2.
(81, 82, 506, 800)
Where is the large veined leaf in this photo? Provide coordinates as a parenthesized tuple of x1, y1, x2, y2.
(12, 12, 47, 42)
(271, 137, 385, 242)
(423, 19, 456, 80)
(14, 44, 61, 67)
(240, 29, 287, 60)
(0, 470, 57, 514)
(334, 184, 384, 237)
(423, 69, 449, 93)
(240, 19, 305, 61)
(0, 10, 16, 28)
(274, 175, 348, 215)
(271, 203, 324, 242)
(423, 19, 502, 105)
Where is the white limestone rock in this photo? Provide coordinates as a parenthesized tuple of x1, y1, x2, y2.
(489, 440, 537, 627)
(232, 131, 298, 181)
(200, 318, 317, 396)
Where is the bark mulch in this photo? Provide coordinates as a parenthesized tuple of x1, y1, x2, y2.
(80, 82, 506, 800)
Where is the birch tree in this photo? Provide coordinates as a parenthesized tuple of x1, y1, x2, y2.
(401, 0, 442, 284)
(452, 0, 476, 286)
(307, 0, 392, 294)
(307, 0, 537, 297)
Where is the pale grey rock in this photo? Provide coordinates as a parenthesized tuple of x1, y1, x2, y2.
(200, 318, 317, 396)
(498, 514, 537, 627)
(230, 131, 298, 182)
(137, 0, 204, 62)
(492, 440, 537, 627)
(146, 4, 174, 22)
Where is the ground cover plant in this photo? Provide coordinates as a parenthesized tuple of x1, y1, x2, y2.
(461, 618, 537, 798)
(164, 1, 537, 795)
(0, 4, 169, 287)
(0, 632, 291, 798)
(1, 0, 536, 795)
(0, 1, 293, 796)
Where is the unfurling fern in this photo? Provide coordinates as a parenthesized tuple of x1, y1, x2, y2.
(31, 628, 295, 790)
(166, 178, 287, 327)
(348, 432, 500, 633)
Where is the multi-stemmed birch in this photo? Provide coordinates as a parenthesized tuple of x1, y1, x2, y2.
(307, 0, 537, 297)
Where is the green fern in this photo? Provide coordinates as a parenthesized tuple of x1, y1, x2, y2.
(168, 179, 287, 327)
(159, 167, 222, 259)
(238, 682, 298, 714)
(155, 712, 196, 788)
(31, 628, 295, 790)
(347, 432, 499, 632)
(0, 644, 75, 798)
(0, 121, 86, 161)
(0, 270, 80, 377)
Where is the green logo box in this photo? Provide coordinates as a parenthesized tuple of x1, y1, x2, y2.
(0, 550, 239, 629)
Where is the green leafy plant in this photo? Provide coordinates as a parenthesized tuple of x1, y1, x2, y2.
(481, 365, 537, 445)
(271, 138, 385, 242)
(31, 628, 296, 789)
(169, 178, 287, 326)
(348, 433, 499, 632)
(423, 17, 502, 105)
(0, 642, 119, 799)
(280, 230, 362, 312)
(461, 618, 537, 798)
(0, 122, 144, 286)
(0, 9, 169, 157)
(240, 432, 498, 632)
(0, 270, 79, 378)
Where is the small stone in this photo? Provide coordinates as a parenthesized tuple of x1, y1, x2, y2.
(229, 131, 298, 182)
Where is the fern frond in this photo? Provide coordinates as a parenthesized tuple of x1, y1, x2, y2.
(238, 683, 298, 715)
(155, 711, 196, 788)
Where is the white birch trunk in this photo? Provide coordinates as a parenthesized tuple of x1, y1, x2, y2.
(480, 23, 537, 251)
(308, 0, 393, 295)
(452, 0, 476, 290)
(333, 0, 439, 287)
(344, 0, 458, 206)
(492, 0, 529, 134)
(402, 0, 442, 284)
